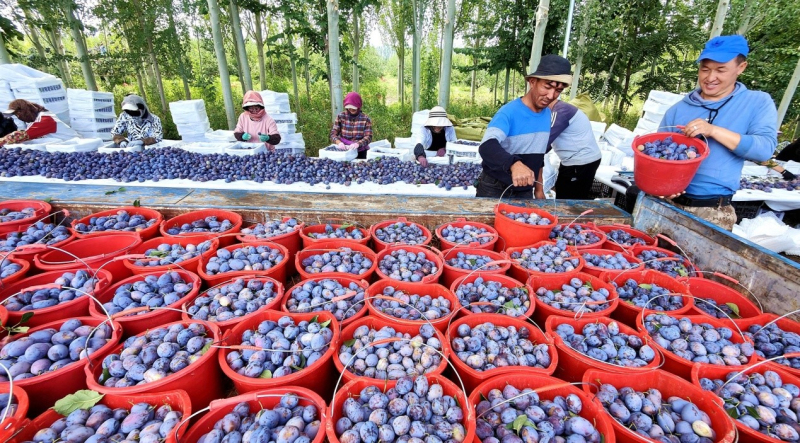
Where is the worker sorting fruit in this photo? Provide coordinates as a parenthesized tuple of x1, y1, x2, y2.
(234, 90, 281, 150)
(659, 35, 778, 230)
(111, 94, 164, 148)
(330, 92, 373, 159)
(0, 99, 78, 147)
(547, 98, 602, 200)
(414, 106, 457, 167)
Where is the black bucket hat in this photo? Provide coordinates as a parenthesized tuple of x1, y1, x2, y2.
(525, 54, 573, 85)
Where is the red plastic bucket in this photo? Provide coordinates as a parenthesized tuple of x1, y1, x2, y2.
(281, 276, 370, 328)
(506, 241, 584, 283)
(472, 373, 617, 443)
(0, 269, 113, 328)
(633, 132, 710, 197)
(218, 310, 340, 398)
(0, 256, 29, 288)
(549, 223, 607, 250)
(0, 200, 51, 236)
(85, 319, 224, 410)
(3, 316, 122, 416)
(295, 240, 377, 281)
(181, 276, 284, 334)
(160, 209, 243, 247)
(440, 247, 510, 288)
(370, 217, 432, 252)
(0, 381, 29, 442)
(238, 218, 305, 274)
(493, 203, 558, 251)
(33, 233, 142, 282)
(0, 226, 76, 262)
(601, 269, 693, 328)
(635, 314, 757, 380)
(448, 313, 557, 394)
(197, 241, 290, 287)
(366, 279, 457, 331)
(71, 206, 163, 240)
(374, 244, 444, 284)
(175, 387, 326, 443)
(15, 390, 192, 443)
(734, 313, 800, 379)
(528, 272, 619, 326)
(690, 362, 800, 443)
(435, 218, 499, 251)
(593, 223, 657, 252)
(544, 315, 662, 382)
(89, 269, 202, 338)
(684, 276, 761, 319)
(579, 248, 644, 278)
(300, 223, 371, 249)
(449, 273, 534, 320)
(123, 235, 219, 276)
(631, 244, 700, 279)
(327, 375, 475, 443)
(583, 368, 733, 443)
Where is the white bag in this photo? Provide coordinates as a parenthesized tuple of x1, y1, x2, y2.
(733, 212, 800, 255)
(0, 64, 56, 83)
(369, 139, 391, 149)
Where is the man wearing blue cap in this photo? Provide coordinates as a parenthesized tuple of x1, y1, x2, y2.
(660, 35, 777, 230)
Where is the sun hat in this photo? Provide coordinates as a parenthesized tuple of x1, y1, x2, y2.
(525, 54, 573, 85)
(424, 106, 453, 127)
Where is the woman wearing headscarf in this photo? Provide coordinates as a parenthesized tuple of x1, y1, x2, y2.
(111, 94, 163, 148)
(330, 92, 373, 159)
(414, 106, 457, 167)
(234, 91, 281, 149)
(0, 99, 77, 147)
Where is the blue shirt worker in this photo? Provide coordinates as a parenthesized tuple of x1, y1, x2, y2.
(476, 55, 572, 199)
(548, 99, 602, 200)
(660, 35, 777, 230)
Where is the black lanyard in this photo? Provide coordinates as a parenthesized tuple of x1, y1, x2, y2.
(700, 95, 734, 124)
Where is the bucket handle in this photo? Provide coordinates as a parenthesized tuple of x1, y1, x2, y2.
(475, 381, 600, 421)
(183, 275, 281, 319)
(718, 352, 800, 393)
(0, 363, 14, 429)
(640, 294, 747, 341)
(648, 126, 710, 147)
(681, 271, 765, 314)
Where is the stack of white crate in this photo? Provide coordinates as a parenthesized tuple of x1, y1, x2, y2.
(0, 64, 70, 124)
(67, 89, 116, 140)
(260, 90, 305, 154)
(634, 90, 685, 135)
(169, 99, 211, 142)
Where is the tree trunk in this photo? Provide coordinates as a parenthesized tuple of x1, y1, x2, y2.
(777, 56, 800, 128)
(493, 70, 499, 105)
(569, 0, 592, 100)
(23, 10, 46, 62)
(617, 57, 633, 118)
(167, 7, 191, 99)
(503, 67, 510, 103)
(527, 0, 550, 78)
(399, 47, 405, 104)
(229, 0, 253, 91)
(737, 0, 757, 35)
(352, 12, 360, 93)
(64, 5, 98, 90)
(601, 38, 624, 108)
(208, 0, 237, 129)
(470, 64, 477, 104)
(230, 32, 247, 95)
(304, 38, 311, 102)
(286, 19, 300, 114)
(146, 36, 169, 116)
(412, 0, 422, 112)
(327, 0, 343, 120)
(135, 71, 147, 100)
(437, 0, 456, 107)
(266, 24, 274, 76)
(0, 33, 10, 64)
(51, 30, 71, 88)
(254, 9, 266, 90)
(710, 0, 730, 38)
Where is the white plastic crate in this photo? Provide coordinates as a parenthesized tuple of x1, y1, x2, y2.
(67, 89, 114, 111)
(76, 126, 114, 141)
(274, 143, 306, 155)
(282, 132, 305, 146)
(642, 100, 673, 116)
(271, 113, 297, 124)
(175, 141, 228, 155)
(70, 116, 117, 132)
(266, 104, 291, 114)
(641, 111, 664, 124)
(366, 145, 413, 162)
(319, 145, 357, 162)
(647, 90, 684, 105)
(204, 129, 236, 142)
(369, 139, 391, 149)
(224, 142, 265, 156)
(11, 78, 65, 97)
(635, 118, 660, 133)
(260, 90, 290, 104)
(169, 99, 206, 114)
(602, 124, 634, 149)
(177, 119, 211, 136)
(47, 137, 103, 153)
(180, 133, 210, 143)
(144, 139, 180, 150)
(276, 123, 296, 134)
(0, 64, 56, 83)
(446, 140, 481, 163)
(426, 156, 451, 165)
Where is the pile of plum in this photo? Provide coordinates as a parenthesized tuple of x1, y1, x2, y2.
(452, 321, 551, 371)
(240, 218, 300, 239)
(581, 251, 641, 270)
(605, 229, 649, 247)
(225, 316, 333, 379)
(699, 369, 800, 441)
(165, 215, 234, 234)
(74, 210, 157, 234)
(186, 278, 279, 322)
(99, 323, 213, 387)
(378, 249, 439, 282)
(553, 321, 656, 367)
(333, 376, 468, 443)
(453, 277, 531, 317)
(0, 148, 481, 191)
(197, 395, 320, 443)
(550, 225, 602, 247)
(636, 136, 700, 161)
(337, 324, 443, 379)
(643, 314, 754, 366)
(694, 297, 742, 319)
(509, 240, 580, 274)
(103, 272, 194, 316)
(372, 286, 452, 321)
(204, 245, 285, 275)
(0, 222, 71, 252)
(439, 224, 493, 245)
(374, 222, 428, 245)
(4, 270, 99, 311)
(0, 319, 112, 381)
(0, 207, 35, 223)
(612, 278, 685, 311)
(0, 260, 22, 280)
(499, 210, 552, 225)
(22, 401, 183, 443)
(595, 384, 717, 441)
(446, 252, 501, 271)
(740, 176, 800, 192)
(307, 225, 365, 241)
(285, 279, 366, 322)
(300, 248, 373, 276)
(635, 249, 694, 278)
(743, 321, 800, 370)
(475, 385, 601, 443)
(132, 240, 214, 267)
(534, 277, 613, 315)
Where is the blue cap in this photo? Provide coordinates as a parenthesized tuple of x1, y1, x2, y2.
(697, 35, 749, 63)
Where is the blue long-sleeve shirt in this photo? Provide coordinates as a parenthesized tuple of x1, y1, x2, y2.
(659, 82, 777, 197)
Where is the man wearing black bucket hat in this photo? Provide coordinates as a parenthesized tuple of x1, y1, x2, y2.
(476, 55, 572, 199)
(659, 35, 777, 230)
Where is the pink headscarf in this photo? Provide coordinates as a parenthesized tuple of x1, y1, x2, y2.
(242, 90, 266, 121)
(343, 92, 363, 110)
